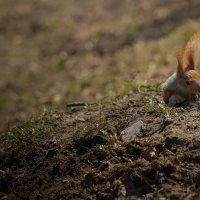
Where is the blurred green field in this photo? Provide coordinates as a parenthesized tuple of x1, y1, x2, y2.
(1, 0, 200, 130)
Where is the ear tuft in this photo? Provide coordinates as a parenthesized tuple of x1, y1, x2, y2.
(176, 50, 183, 77)
(183, 47, 194, 69)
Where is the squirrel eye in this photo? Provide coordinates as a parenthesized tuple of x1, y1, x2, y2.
(186, 81, 191, 85)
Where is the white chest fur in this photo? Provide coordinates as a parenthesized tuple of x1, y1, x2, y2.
(163, 73, 189, 96)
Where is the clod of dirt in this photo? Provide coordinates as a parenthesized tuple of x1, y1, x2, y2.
(141, 147, 156, 161)
(74, 132, 114, 155)
(121, 120, 143, 142)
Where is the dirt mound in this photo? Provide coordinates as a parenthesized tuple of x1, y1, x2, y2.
(1, 90, 200, 199)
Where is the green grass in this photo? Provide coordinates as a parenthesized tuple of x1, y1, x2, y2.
(138, 83, 161, 92)
(144, 94, 178, 115)
(3, 118, 53, 153)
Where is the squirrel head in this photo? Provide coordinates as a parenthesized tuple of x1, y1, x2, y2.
(176, 50, 200, 94)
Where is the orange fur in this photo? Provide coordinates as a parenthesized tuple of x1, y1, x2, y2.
(162, 32, 200, 106)
(173, 33, 200, 72)
(176, 50, 184, 76)
(163, 89, 170, 104)
(183, 33, 200, 70)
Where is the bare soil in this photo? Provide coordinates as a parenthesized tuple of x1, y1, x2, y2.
(2, 90, 200, 199)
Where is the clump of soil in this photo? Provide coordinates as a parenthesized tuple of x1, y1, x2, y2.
(1, 90, 200, 199)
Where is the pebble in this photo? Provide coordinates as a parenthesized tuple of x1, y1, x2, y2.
(121, 120, 143, 142)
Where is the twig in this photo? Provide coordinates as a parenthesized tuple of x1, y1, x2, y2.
(66, 102, 97, 107)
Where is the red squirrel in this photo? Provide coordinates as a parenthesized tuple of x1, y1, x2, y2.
(162, 33, 200, 106)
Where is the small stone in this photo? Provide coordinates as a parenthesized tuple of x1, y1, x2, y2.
(141, 147, 156, 161)
(1, 195, 8, 200)
(121, 120, 143, 142)
(164, 116, 173, 124)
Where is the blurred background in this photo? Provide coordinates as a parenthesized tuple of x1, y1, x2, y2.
(1, 0, 200, 131)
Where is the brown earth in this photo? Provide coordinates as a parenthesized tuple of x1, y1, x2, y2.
(1, 0, 200, 199)
(1, 90, 200, 199)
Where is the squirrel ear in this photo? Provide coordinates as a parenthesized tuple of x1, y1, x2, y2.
(176, 50, 183, 77)
(183, 48, 194, 70)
